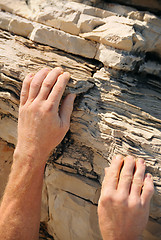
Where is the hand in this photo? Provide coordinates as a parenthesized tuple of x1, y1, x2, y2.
(98, 155, 154, 240)
(15, 67, 76, 165)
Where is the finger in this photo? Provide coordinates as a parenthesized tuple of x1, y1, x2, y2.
(20, 73, 34, 106)
(47, 72, 70, 109)
(102, 154, 124, 191)
(28, 68, 51, 101)
(38, 67, 63, 100)
(59, 93, 76, 127)
(130, 158, 145, 197)
(117, 155, 135, 196)
(141, 173, 154, 207)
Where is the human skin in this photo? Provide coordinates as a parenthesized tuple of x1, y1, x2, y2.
(0, 67, 76, 240)
(98, 154, 154, 240)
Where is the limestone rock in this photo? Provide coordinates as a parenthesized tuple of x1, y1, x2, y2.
(95, 44, 141, 71)
(81, 16, 135, 51)
(30, 25, 97, 58)
(0, 140, 14, 200)
(106, 0, 161, 12)
(0, 1, 161, 240)
(44, 166, 101, 240)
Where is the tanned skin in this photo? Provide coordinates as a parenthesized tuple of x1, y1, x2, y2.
(0, 67, 154, 240)
(98, 155, 154, 240)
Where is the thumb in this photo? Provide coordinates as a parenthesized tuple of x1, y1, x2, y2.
(59, 93, 76, 126)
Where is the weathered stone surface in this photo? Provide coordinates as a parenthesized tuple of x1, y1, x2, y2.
(0, 140, 14, 200)
(81, 16, 135, 51)
(105, 0, 161, 13)
(44, 166, 101, 240)
(30, 25, 97, 59)
(0, 1, 161, 240)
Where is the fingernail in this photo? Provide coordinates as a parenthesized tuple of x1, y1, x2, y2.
(115, 154, 123, 161)
(138, 158, 145, 165)
(29, 73, 34, 78)
(146, 173, 152, 179)
(71, 93, 76, 100)
(56, 67, 64, 74)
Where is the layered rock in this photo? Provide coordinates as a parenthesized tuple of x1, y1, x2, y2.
(0, 1, 161, 240)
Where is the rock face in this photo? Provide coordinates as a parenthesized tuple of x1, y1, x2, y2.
(0, 1, 161, 240)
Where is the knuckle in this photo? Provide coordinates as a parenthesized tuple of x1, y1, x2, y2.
(120, 173, 133, 182)
(43, 102, 53, 113)
(99, 192, 114, 206)
(43, 81, 51, 88)
(132, 177, 143, 186)
(106, 169, 118, 180)
(21, 91, 26, 97)
(31, 81, 40, 88)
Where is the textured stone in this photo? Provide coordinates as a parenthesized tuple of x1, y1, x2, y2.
(106, 0, 161, 12)
(36, 8, 80, 35)
(30, 25, 97, 59)
(0, 11, 12, 31)
(95, 44, 141, 70)
(0, 1, 161, 240)
(81, 16, 135, 51)
(9, 17, 34, 37)
(44, 166, 101, 240)
(0, 140, 14, 200)
(0, 0, 31, 18)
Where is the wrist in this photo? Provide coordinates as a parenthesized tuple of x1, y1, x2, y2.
(13, 145, 48, 170)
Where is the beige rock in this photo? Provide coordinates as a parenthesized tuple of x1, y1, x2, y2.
(0, 11, 12, 31)
(0, 140, 14, 201)
(0, 0, 31, 18)
(78, 14, 105, 33)
(45, 166, 100, 204)
(44, 166, 101, 240)
(107, 0, 161, 12)
(9, 17, 34, 37)
(30, 25, 97, 58)
(0, 11, 34, 37)
(81, 17, 135, 51)
(66, 1, 115, 18)
(0, 115, 17, 145)
(143, 219, 161, 240)
(95, 44, 141, 70)
(36, 8, 80, 35)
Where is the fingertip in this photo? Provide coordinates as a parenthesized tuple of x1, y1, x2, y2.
(42, 67, 51, 74)
(141, 173, 154, 205)
(20, 73, 34, 105)
(116, 154, 124, 159)
(70, 93, 76, 102)
(55, 67, 63, 73)
(63, 71, 71, 79)
(137, 158, 145, 165)
(113, 154, 124, 162)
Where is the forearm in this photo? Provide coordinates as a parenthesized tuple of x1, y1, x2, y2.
(0, 148, 47, 240)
